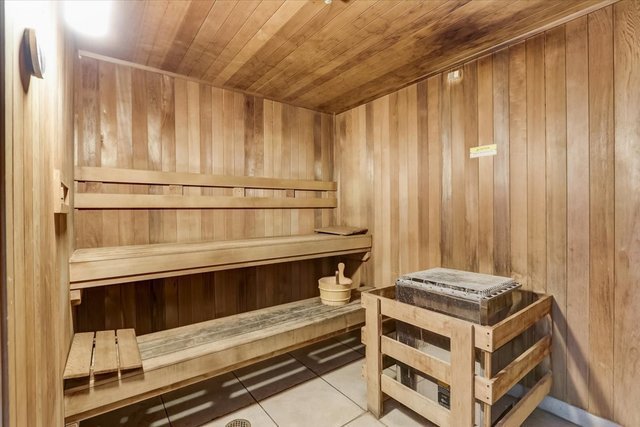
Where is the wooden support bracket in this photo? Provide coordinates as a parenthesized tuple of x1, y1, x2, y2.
(54, 168, 70, 214)
(70, 289, 82, 306)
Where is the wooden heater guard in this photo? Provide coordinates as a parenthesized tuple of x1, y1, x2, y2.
(361, 285, 552, 427)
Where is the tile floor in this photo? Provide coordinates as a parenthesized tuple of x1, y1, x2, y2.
(80, 330, 576, 427)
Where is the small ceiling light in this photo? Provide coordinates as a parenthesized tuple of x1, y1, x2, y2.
(447, 69, 462, 82)
(64, 1, 112, 37)
(324, 0, 332, 4)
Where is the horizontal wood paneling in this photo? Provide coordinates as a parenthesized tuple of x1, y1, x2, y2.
(335, 3, 640, 424)
(3, 1, 75, 425)
(73, 56, 337, 335)
(75, 0, 615, 112)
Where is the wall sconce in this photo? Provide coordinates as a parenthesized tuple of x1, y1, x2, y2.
(19, 28, 45, 92)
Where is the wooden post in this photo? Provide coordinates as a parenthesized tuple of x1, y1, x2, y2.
(481, 351, 493, 426)
(364, 294, 383, 417)
(450, 322, 475, 427)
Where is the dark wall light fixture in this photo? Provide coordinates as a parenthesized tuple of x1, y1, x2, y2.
(19, 28, 45, 92)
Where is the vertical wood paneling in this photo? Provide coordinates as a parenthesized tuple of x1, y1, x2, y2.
(417, 81, 429, 269)
(508, 42, 528, 287)
(565, 15, 590, 410)
(334, 4, 639, 423)
(525, 35, 546, 294)
(463, 62, 479, 273)
(588, 6, 615, 419)
(545, 25, 568, 399)
(477, 56, 494, 275)
(74, 57, 336, 334)
(492, 49, 510, 277)
(388, 93, 400, 280)
(3, 2, 75, 425)
(450, 71, 466, 270)
(613, 3, 640, 426)
(440, 72, 453, 268)
(426, 77, 442, 269)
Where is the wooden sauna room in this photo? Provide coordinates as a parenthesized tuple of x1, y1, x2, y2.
(2, 0, 639, 426)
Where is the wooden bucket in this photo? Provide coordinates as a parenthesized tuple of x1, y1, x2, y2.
(318, 263, 353, 306)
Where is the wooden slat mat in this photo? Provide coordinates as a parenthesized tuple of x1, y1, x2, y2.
(63, 329, 143, 384)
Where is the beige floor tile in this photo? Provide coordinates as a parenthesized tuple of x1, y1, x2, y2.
(199, 403, 277, 427)
(523, 409, 578, 427)
(322, 359, 368, 409)
(344, 412, 386, 427)
(79, 397, 170, 427)
(260, 376, 364, 427)
(333, 330, 365, 354)
(234, 353, 316, 401)
(290, 338, 364, 375)
(161, 373, 255, 427)
(379, 400, 437, 427)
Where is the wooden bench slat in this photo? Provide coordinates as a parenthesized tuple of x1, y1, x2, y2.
(116, 329, 142, 371)
(93, 331, 118, 375)
(75, 166, 337, 191)
(63, 333, 95, 380)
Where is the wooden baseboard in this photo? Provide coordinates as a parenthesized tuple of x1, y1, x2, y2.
(508, 385, 621, 427)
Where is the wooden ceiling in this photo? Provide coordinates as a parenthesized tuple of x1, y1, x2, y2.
(76, 0, 613, 113)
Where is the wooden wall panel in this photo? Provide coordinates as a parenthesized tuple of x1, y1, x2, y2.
(2, 2, 75, 425)
(588, 6, 615, 420)
(565, 15, 590, 411)
(73, 57, 336, 334)
(613, 3, 640, 426)
(334, 3, 639, 424)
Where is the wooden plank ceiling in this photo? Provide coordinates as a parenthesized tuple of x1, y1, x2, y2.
(76, 0, 613, 113)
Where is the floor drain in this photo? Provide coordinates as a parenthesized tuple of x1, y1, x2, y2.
(225, 419, 251, 427)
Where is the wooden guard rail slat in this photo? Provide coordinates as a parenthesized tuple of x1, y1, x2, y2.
(75, 166, 337, 191)
(74, 167, 337, 210)
(474, 295, 553, 352)
(475, 335, 551, 405)
(496, 373, 553, 427)
(75, 193, 337, 209)
(380, 336, 451, 384)
(381, 375, 451, 427)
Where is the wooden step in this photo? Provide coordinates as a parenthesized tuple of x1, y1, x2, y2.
(64, 295, 366, 423)
(70, 233, 372, 289)
(63, 329, 142, 383)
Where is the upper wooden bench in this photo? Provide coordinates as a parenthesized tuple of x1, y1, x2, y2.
(70, 233, 371, 289)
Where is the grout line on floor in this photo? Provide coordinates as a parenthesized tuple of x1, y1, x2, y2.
(287, 342, 364, 378)
(158, 394, 174, 427)
(315, 362, 370, 417)
(231, 370, 281, 427)
(339, 411, 368, 427)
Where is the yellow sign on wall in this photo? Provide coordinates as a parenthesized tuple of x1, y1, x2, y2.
(469, 144, 497, 158)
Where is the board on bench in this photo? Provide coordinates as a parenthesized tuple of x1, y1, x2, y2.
(64, 295, 366, 423)
(64, 329, 142, 385)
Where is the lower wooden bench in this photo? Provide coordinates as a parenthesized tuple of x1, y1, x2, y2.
(64, 295, 365, 423)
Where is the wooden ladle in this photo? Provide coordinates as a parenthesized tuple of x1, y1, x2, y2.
(335, 263, 352, 286)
